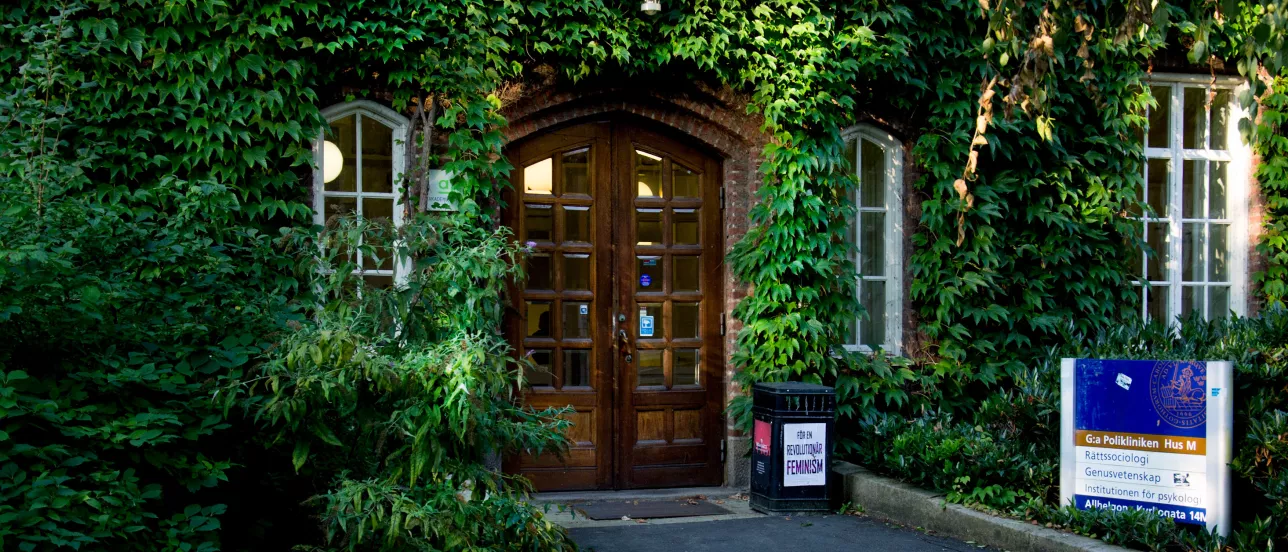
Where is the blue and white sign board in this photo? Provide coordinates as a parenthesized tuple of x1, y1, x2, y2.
(639, 310, 655, 337)
(1060, 359, 1233, 536)
(424, 170, 457, 211)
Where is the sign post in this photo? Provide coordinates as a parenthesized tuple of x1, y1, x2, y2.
(1060, 359, 1233, 536)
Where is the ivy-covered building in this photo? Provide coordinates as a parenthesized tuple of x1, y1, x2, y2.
(4, 1, 1288, 550)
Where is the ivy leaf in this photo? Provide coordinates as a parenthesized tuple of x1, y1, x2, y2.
(293, 439, 311, 472)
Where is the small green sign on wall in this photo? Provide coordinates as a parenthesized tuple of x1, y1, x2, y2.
(425, 170, 457, 212)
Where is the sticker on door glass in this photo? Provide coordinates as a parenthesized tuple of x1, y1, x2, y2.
(783, 422, 827, 487)
(579, 304, 589, 315)
(640, 274, 652, 287)
(639, 309, 655, 337)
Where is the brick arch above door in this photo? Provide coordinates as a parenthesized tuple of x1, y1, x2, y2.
(501, 88, 766, 486)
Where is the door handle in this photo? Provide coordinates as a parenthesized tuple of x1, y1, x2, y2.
(618, 329, 633, 362)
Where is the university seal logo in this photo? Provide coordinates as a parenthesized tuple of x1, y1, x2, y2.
(1149, 361, 1207, 429)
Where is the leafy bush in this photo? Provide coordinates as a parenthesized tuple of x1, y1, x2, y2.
(847, 310, 1288, 550)
(229, 216, 574, 551)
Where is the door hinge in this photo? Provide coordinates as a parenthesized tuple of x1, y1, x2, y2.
(719, 187, 726, 210)
(720, 313, 726, 336)
(720, 439, 726, 462)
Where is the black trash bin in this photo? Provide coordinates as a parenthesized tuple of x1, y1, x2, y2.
(749, 381, 835, 514)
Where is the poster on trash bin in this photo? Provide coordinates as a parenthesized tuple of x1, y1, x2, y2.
(1060, 359, 1232, 536)
(783, 422, 826, 487)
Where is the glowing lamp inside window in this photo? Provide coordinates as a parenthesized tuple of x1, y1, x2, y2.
(322, 140, 344, 183)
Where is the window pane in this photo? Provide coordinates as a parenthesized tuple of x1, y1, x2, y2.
(674, 164, 700, 198)
(1147, 86, 1171, 149)
(1210, 89, 1231, 151)
(362, 197, 394, 271)
(638, 304, 662, 339)
(1209, 286, 1230, 319)
(1146, 158, 1170, 217)
(361, 115, 394, 194)
(564, 254, 591, 291)
(673, 256, 700, 292)
(1209, 161, 1227, 219)
(859, 139, 886, 207)
(563, 148, 590, 195)
(1182, 223, 1204, 282)
(1146, 222, 1169, 282)
(1209, 224, 1229, 281)
(674, 349, 699, 386)
(637, 256, 663, 291)
(524, 158, 553, 195)
(635, 150, 663, 197)
(326, 115, 358, 192)
(526, 301, 552, 338)
(523, 204, 553, 242)
(364, 275, 393, 289)
(637, 209, 662, 245)
(859, 212, 885, 276)
(859, 281, 886, 348)
(673, 209, 699, 245)
(525, 349, 554, 387)
(673, 303, 700, 339)
(637, 350, 664, 387)
(1146, 285, 1169, 323)
(1181, 285, 1199, 319)
(563, 350, 591, 387)
(527, 254, 552, 290)
(1183, 87, 1207, 150)
(1183, 160, 1204, 219)
(565, 206, 591, 243)
(563, 302, 591, 339)
(323, 196, 357, 227)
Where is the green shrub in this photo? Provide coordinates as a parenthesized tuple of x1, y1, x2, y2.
(846, 310, 1288, 550)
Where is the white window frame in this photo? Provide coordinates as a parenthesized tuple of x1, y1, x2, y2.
(841, 125, 903, 355)
(1138, 74, 1252, 322)
(312, 100, 411, 287)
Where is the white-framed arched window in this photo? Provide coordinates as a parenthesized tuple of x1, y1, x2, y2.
(313, 100, 410, 288)
(841, 126, 904, 354)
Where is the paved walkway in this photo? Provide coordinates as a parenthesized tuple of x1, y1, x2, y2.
(570, 514, 991, 552)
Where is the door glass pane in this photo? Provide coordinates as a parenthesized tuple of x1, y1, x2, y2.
(1183, 87, 1207, 150)
(635, 150, 663, 197)
(674, 164, 700, 198)
(673, 209, 699, 245)
(859, 139, 886, 207)
(1182, 223, 1203, 282)
(1210, 89, 1231, 150)
(1209, 286, 1230, 318)
(527, 254, 552, 290)
(564, 206, 591, 243)
(637, 256, 663, 291)
(1209, 161, 1227, 219)
(523, 204, 553, 242)
(1146, 222, 1169, 282)
(1183, 160, 1204, 219)
(563, 148, 590, 195)
(1209, 224, 1229, 281)
(637, 209, 662, 245)
(673, 256, 700, 292)
(563, 302, 591, 339)
(674, 349, 699, 386)
(564, 254, 591, 291)
(525, 349, 554, 387)
(859, 281, 886, 348)
(859, 212, 885, 276)
(637, 350, 664, 387)
(361, 116, 394, 193)
(673, 303, 700, 339)
(638, 304, 662, 339)
(326, 115, 358, 192)
(1146, 286, 1169, 323)
(1148, 86, 1171, 149)
(1147, 158, 1170, 217)
(563, 350, 591, 387)
(526, 301, 552, 338)
(524, 158, 554, 195)
(1181, 285, 1198, 318)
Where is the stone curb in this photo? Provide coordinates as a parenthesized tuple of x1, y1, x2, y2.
(833, 461, 1128, 552)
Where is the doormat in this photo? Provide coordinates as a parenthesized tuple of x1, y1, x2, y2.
(575, 499, 731, 520)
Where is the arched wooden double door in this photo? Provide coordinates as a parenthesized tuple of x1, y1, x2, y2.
(504, 119, 725, 490)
